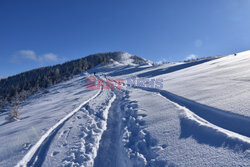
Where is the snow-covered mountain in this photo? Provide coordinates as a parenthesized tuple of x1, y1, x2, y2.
(0, 52, 150, 110)
(0, 51, 250, 167)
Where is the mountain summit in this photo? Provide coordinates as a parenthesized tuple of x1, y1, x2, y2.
(109, 52, 151, 65)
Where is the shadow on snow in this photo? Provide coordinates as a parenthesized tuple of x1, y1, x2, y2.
(134, 86, 250, 152)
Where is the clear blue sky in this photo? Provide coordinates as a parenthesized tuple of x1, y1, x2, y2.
(1, 0, 250, 77)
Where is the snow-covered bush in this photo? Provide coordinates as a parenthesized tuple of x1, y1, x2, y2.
(7, 108, 20, 122)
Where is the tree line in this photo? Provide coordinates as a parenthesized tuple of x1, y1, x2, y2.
(0, 52, 126, 111)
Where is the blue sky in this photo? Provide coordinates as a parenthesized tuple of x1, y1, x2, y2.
(1, 0, 250, 77)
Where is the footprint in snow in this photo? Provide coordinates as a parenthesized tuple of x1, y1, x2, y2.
(52, 151, 60, 156)
(23, 143, 31, 150)
(138, 113, 147, 117)
(161, 144, 167, 149)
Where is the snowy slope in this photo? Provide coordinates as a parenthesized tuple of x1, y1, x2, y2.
(127, 88, 250, 166)
(0, 74, 99, 167)
(155, 51, 250, 117)
(0, 51, 250, 166)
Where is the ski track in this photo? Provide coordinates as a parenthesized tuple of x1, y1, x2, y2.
(16, 88, 103, 167)
(62, 92, 116, 167)
(134, 86, 250, 150)
(93, 89, 126, 167)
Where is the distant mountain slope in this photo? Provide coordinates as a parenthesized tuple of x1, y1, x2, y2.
(0, 52, 147, 110)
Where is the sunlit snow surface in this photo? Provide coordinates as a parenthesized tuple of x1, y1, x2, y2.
(1, 52, 250, 166)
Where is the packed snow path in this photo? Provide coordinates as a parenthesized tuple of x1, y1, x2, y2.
(94, 89, 129, 167)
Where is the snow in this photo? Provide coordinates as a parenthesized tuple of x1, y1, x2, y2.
(127, 88, 250, 166)
(158, 52, 250, 117)
(44, 89, 116, 167)
(117, 52, 134, 65)
(0, 74, 99, 167)
(1, 51, 250, 166)
(16, 85, 102, 167)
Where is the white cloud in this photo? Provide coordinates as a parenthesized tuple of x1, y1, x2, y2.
(19, 50, 37, 60)
(11, 50, 37, 63)
(11, 50, 63, 65)
(194, 40, 203, 47)
(186, 54, 197, 60)
(39, 53, 58, 63)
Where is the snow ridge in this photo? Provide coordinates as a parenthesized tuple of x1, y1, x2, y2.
(135, 86, 250, 150)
